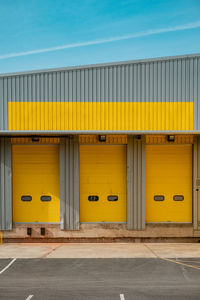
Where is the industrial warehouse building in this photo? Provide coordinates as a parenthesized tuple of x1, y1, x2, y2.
(0, 53, 200, 241)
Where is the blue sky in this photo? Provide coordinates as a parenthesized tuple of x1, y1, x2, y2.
(0, 0, 200, 73)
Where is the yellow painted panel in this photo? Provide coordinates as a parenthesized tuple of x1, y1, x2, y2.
(146, 135, 194, 144)
(146, 145, 192, 222)
(8, 102, 194, 131)
(11, 138, 60, 144)
(79, 135, 127, 144)
(80, 145, 127, 222)
(12, 145, 60, 223)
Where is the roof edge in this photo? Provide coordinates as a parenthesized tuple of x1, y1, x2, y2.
(0, 53, 200, 78)
(0, 130, 200, 135)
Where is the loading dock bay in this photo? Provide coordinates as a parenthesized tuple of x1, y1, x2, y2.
(0, 243, 200, 300)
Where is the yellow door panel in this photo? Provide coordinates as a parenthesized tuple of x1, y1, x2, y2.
(12, 145, 60, 223)
(146, 145, 192, 222)
(80, 145, 126, 222)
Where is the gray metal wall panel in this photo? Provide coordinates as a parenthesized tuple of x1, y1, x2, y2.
(1, 54, 199, 130)
(198, 57, 200, 130)
(127, 136, 145, 230)
(0, 138, 12, 230)
(0, 79, 3, 130)
(60, 136, 79, 230)
(2, 56, 197, 103)
(189, 57, 200, 130)
(0, 78, 8, 130)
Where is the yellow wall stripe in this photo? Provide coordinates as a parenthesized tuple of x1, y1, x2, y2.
(8, 102, 194, 131)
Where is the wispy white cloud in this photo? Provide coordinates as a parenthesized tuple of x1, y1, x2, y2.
(0, 21, 200, 60)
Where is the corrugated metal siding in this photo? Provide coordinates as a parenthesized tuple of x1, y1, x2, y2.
(60, 136, 79, 230)
(0, 54, 199, 131)
(193, 136, 200, 230)
(0, 78, 8, 130)
(0, 138, 12, 230)
(189, 57, 200, 130)
(127, 136, 145, 230)
(8, 101, 193, 131)
(3, 58, 194, 102)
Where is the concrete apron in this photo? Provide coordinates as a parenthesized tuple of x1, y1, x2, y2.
(2, 223, 200, 243)
(0, 243, 200, 259)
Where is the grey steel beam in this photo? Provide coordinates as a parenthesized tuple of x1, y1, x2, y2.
(60, 136, 79, 230)
(127, 136, 145, 230)
(0, 130, 200, 136)
(0, 138, 12, 230)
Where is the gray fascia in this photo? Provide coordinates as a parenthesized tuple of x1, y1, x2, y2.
(0, 53, 200, 78)
(0, 130, 200, 136)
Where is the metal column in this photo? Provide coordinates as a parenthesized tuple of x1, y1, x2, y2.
(0, 138, 12, 230)
(60, 136, 79, 230)
(127, 136, 145, 230)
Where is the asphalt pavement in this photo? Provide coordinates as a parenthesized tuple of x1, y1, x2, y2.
(0, 258, 200, 299)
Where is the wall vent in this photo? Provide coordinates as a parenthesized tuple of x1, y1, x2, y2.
(196, 178, 200, 187)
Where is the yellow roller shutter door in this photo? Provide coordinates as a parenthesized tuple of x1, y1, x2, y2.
(12, 145, 60, 223)
(80, 145, 127, 222)
(146, 145, 192, 222)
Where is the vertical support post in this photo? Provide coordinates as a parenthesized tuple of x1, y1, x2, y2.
(60, 136, 79, 230)
(127, 136, 145, 230)
(0, 138, 12, 230)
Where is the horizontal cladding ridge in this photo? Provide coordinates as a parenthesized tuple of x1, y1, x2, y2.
(8, 99, 193, 102)
(8, 101, 193, 131)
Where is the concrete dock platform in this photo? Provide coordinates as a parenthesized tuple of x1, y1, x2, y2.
(0, 243, 200, 258)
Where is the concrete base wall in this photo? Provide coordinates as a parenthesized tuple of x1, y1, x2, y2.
(2, 223, 200, 242)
